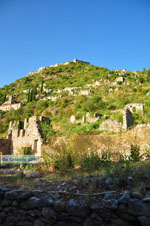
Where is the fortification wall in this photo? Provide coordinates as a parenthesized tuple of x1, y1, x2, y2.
(28, 58, 90, 75)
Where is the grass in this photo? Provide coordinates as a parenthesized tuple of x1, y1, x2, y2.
(1, 160, 150, 194)
(1, 63, 150, 138)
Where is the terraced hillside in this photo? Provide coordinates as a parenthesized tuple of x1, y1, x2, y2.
(0, 60, 150, 139)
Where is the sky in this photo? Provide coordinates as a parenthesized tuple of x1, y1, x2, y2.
(0, 0, 150, 87)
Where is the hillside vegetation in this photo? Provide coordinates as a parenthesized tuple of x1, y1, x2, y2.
(0, 61, 150, 138)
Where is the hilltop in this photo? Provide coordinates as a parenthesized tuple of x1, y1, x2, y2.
(0, 59, 150, 140)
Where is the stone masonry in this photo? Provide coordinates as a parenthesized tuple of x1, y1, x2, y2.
(0, 116, 50, 156)
(122, 108, 135, 130)
(125, 103, 144, 113)
(0, 188, 149, 226)
(0, 95, 23, 111)
(28, 58, 90, 75)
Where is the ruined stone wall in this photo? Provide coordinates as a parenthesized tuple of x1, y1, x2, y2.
(125, 103, 144, 113)
(0, 136, 11, 154)
(0, 103, 22, 111)
(0, 187, 148, 226)
(8, 116, 50, 156)
(28, 59, 90, 75)
(0, 95, 23, 111)
(123, 108, 134, 130)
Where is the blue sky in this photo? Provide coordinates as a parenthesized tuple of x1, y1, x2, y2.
(0, 0, 150, 87)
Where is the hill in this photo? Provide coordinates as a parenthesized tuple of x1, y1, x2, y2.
(0, 59, 150, 139)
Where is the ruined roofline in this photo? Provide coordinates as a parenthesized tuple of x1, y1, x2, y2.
(124, 103, 144, 108)
(9, 116, 50, 131)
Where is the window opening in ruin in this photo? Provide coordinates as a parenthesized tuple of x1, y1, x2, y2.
(133, 107, 136, 112)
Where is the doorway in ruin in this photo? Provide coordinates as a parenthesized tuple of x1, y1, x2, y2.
(33, 139, 38, 154)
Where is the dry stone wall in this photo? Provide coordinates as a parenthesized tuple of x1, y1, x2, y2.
(0, 187, 148, 226)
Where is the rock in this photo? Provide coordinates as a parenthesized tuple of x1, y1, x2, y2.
(12, 200, 18, 206)
(5, 190, 24, 200)
(40, 197, 53, 207)
(23, 170, 39, 178)
(67, 199, 90, 218)
(34, 219, 45, 226)
(127, 198, 150, 216)
(0, 212, 7, 219)
(32, 190, 43, 197)
(0, 199, 12, 207)
(115, 77, 124, 83)
(91, 212, 103, 224)
(42, 207, 56, 221)
(33, 209, 42, 217)
(27, 197, 41, 209)
(3, 168, 17, 175)
(83, 218, 96, 226)
(131, 192, 142, 199)
(53, 222, 66, 226)
(138, 216, 150, 226)
(119, 190, 131, 204)
(105, 177, 120, 190)
(90, 201, 101, 212)
(143, 196, 150, 203)
(18, 191, 33, 200)
(54, 201, 66, 212)
(70, 115, 76, 123)
(111, 218, 133, 226)
(0, 187, 9, 197)
(118, 212, 137, 222)
(70, 216, 84, 223)
(4, 216, 17, 225)
(53, 191, 61, 200)
(102, 192, 118, 210)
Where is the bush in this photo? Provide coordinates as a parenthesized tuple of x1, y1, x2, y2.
(82, 152, 101, 170)
(129, 144, 142, 162)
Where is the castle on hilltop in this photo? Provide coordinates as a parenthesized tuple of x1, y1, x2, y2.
(28, 58, 90, 75)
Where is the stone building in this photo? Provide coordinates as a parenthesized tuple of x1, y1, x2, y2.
(0, 116, 50, 156)
(0, 135, 12, 155)
(28, 59, 90, 75)
(0, 95, 23, 111)
(122, 108, 134, 130)
(125, 103, 144, 113)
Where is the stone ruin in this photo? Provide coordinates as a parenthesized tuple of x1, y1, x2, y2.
(0, 95, 23, 111)
(28, 58, 90, 76)
(125, 103, 144, 113)
(99, 119, 122, 132)
(99, 104, 141, 132)
(122, 108, 135, 130)
(70, 103, 143, 132)
(0, 116, 50, 155)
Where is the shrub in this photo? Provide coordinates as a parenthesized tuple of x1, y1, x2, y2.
(129, 144, 142, 162)
(82, 151, 101, 170)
